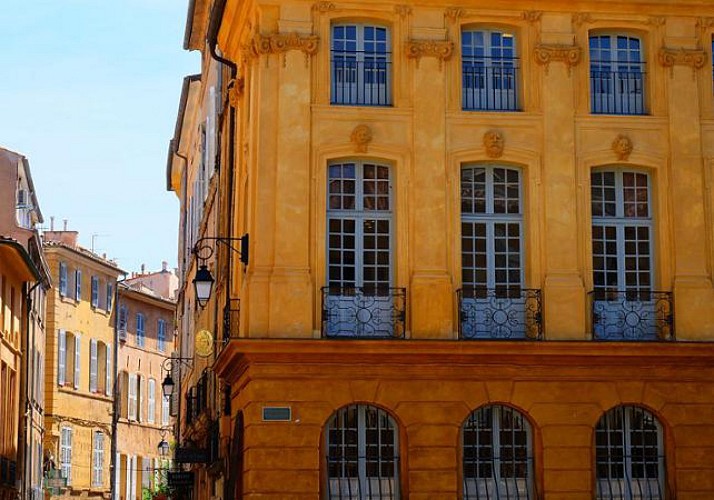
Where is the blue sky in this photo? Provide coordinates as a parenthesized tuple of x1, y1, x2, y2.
(0, 0, 199, 273)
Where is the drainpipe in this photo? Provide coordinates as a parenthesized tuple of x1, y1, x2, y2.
(109, 273, 127, 500)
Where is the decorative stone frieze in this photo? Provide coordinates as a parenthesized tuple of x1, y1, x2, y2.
(483, 130, 505, 159)
(394, 5, 412, 18)
(646, 16, 666, 27)
(522, 11, 542, 24)
(612, 134, 633, 161)
(312, 1, 335, 13)
(658, 47, 708, 78)
(405, 40, 454, 69)
(571, 12, 592, 27)
(243, 32, 320, 67)
(444, 7, 465, 23)
(351, 125, 373, 153)
(533, 44, 582, 75)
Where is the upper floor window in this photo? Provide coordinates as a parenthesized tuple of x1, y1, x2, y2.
(462, 405, 534, 499)
(595, 405, 665, 499)
(325, 404, 399, 499)
(89, 340, 110, 395)
(91, 276, 99, 308)
(60, 426, 73, 484)
(106, 283, 113, 311)
(136, 313, 145, 347)
(157, 319, 166, 352)
(462, 29, 519, 111)
(323, 162, 405, 338)
(147, 378, 156, 424)
(74, 269, 82, 301)
(59, 262, 68, 297)
(331, 24, 391, 106)
(590, 34, 646, 115)
(58, 330, 81, 389)
(127, 373, 137, 421)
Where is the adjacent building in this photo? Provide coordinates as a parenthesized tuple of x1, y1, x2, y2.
(43, 229, 123, 499)
(115, 266, 177, 500)
(169, 0, 714, 498)
(0, 147, 49, 500)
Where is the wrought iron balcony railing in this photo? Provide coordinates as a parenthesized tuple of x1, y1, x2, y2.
(331, 55, 392, 106)
(321, 286, 406, 339)
(326, 455, 399, 499)
(590, 68, 646, 115)
(590, 290, 674, 341)
(462, 60, 521, 111)
(458, 287, 543, 340)
(218, 298, 240, 356)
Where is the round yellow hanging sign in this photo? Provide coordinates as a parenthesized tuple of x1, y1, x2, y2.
(195, 329, 214, 357)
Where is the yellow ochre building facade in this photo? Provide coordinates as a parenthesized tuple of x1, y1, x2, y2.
(168, 0, 714, 498)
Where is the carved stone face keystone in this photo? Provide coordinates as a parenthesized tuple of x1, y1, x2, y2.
(612, 134, 633, 161)
(351, 125, 373, 153)
(483, 130, 505, 158)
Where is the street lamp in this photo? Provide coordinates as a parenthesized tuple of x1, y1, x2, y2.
(158, 438, 170, 456)
(161, 373, 175, 399)
(191, 234, 249, 308)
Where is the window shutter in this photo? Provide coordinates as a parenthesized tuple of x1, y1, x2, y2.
(137, 375, 144, 422)
(89, 339, 97, 392)
(74, 334, 81, 389)
(105, 345, 112, 396)
(58, 330, 66, 385)
(75, 270, 82, 301)
(148, 379, 155, 424)
(128, 373, 137, 420)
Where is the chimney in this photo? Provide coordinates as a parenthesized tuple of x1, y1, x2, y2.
(43, 230, 79, 247)
(141, 264, 145, 274)
(50, 216, 55, 231)
(63, 219, 68, 231)
(162, 261, 168, 273)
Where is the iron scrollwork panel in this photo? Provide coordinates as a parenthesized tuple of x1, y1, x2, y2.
(321, 286, 406, 338)
(590, 290, 674, 341)
(458, 288, 542, 340)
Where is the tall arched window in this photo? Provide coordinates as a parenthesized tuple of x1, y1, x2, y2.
(462, 405, 534, 499)
(331, 24, 391, 106)
(462, 28, 519, 111)
(595, 405, 665, 499)
(589, 34, 646, 115)
(323, 161, 405, 337)
(325, 404, 399, 499)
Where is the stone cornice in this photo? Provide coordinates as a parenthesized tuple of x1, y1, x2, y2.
(405, 39, 454, 68)
(534, 44, 582, 75)
(658, 47, 708, 77)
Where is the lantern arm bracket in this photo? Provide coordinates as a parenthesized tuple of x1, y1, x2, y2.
(192, 234, 249, 266)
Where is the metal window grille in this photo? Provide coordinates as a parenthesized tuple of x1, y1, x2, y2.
(595, 406, 665, 499)
(326, 405, 399, 499)
(462, 30, 520, 111)
(462, 405, 535, 499)
(325, 162, 402, 337)
(590, 170, 669, 340)
(590, 35, 646, 115)
(331, 25, 392, 106)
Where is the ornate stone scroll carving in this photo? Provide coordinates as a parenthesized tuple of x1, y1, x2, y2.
(612, 134, 633, 161)
(533, 44, 582, 75)
(312, 1, 336, 13)
(658, 47, 708, 78)
(227, 77, 245, 108)
(483, 130, 505, 159)
(697, 17, 714, 30)
(444, 7, 465, 23)
(351, 125, 373, 153)
(571, 12, 593, 27)
(394, 5, 412, 18)
(405, 40, 454, 69)
(522, 11, 542, 24)
(646, 16, 666, 27)
(244, 32, 320, 67)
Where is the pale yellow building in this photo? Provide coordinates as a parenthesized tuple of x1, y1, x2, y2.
(115, 267, 176, 500)
(169, 0, 714, 498)
(43, 230, 123, 499)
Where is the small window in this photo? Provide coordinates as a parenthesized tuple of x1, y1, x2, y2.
(462, 29, 520, 111)
(74, 269, 82, 301)
(595, 405, 665, 499)
(462, 405, 534, 499)
(162, 395, 170, 426)
(60, 427, 73, 484)
(106, 283, 113, 311)
(331, 24, 392, 106)
(136, 313, 145, 347)
(157, 319, 166, 352)
(59, 263, 68, 297)
(91, 276, 99, 308)
(128, 373, 137, 421)
(590, 34, 646, 115)
(148, 379, 156, 424)
(92, 432, 104, 487)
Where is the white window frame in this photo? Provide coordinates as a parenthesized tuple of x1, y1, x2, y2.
(58, 330, 66, 386)
(89, 339, 98, 393)
(325, 404, 399, 499)
(128, 373, 137, 421)
(105, 344, 112, 397)
(91, 276, 99, 308)
(461, 28, 519, 111)
(161, 395, 170, 426)
(589, 33, 646, 114)
(331, 24, 392, 106)
(595, 406, 665, 499)
(59, 263, 68, 297)
(157, 319, 166, 352)
(73, 333, 81, 390)
(74, 269, 82, 301)
(92, 431, 104, 487)
(60, 426, 72, 484)
(106, 282, 113, 311)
